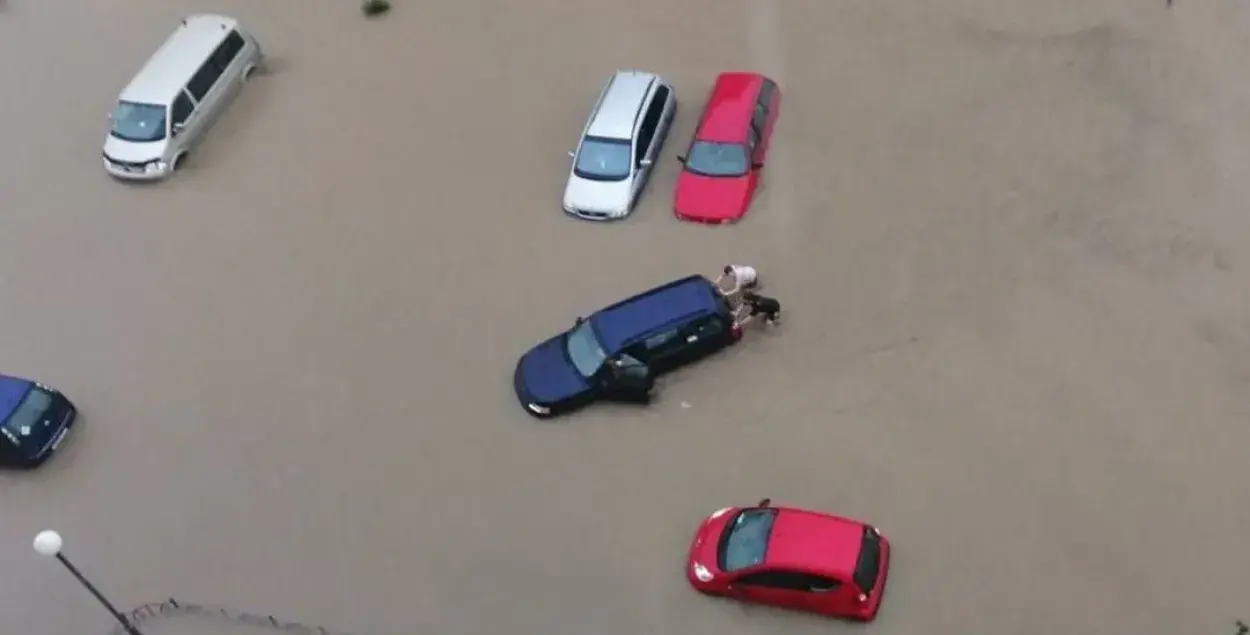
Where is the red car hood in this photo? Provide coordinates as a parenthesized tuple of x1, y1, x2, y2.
(674, 171, 751, 223)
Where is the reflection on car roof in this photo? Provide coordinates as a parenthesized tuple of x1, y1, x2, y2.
(592, 275, 721, 353)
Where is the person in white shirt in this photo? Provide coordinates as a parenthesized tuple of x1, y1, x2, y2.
(714, 264, 759, 295)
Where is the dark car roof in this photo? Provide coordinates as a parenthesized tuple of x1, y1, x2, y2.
(592, 275, 723, 353)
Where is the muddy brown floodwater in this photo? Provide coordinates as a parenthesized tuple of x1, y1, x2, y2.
(2, 1, 1250, 634)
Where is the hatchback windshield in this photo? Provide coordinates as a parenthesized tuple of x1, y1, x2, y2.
(565, 320, 608, 378)
(685, 141, 749, 177)
(718, 508, 778, 571)
(110, 101, 167, 142)
(1, 388, 53, 447)
(574, 137, 632, 181)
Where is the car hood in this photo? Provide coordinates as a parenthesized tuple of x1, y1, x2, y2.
(688, 506, 740, 572)
(564, 173, 633, 214)
(103, 134, 166, 163)
(0, 376, 32, 418)
(674, 171, 751, 222)
(517, 335, 593, 404)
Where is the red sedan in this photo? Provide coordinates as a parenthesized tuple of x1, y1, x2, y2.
(686, 499, 891, 621)
(674, 73, 781, 224)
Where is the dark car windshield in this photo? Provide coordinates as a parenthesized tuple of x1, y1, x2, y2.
(565, 320, 608, 378)
(1, 388, 53, 447)
(685, 141, 749, 177)
(718, 508, 778, 571)
(110, 101, 167, 143)
(574, 137, 632, 181)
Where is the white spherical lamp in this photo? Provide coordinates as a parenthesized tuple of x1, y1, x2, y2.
(33, 530, 63, 557)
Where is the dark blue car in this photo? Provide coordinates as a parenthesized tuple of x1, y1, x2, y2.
(514, 275, 742, 418)
(0, 374, 77, 468)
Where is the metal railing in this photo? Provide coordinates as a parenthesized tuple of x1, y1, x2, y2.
(116, 598, 356, 635)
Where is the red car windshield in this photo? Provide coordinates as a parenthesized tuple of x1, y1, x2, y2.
(717, 508, 777, 571)
(685, 141, 749, 178)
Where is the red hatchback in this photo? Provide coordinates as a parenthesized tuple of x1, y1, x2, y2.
(686, 499, 891, 621)
(674, 73, 781, 224)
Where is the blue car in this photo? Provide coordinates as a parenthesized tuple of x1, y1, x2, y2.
(0, 375, 76, 468)
(513, 275, 743, 418)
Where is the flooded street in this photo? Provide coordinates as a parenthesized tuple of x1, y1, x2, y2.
(2, 1, 1249, 635)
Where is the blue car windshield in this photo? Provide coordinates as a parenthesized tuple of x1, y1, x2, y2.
(574, 137, 632, 181)
(110, 101, 167, 143)
(685, 141, 749, 177)
(1, 388, 53, 447)
(565, 320, 608, 378)
(718, 508, 778, 571)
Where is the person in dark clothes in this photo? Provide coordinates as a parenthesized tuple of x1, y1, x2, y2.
(736, 291, 782, 327)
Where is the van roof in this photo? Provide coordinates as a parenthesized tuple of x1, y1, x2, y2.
(591, 275, 722, 352)
(586, 71, 659, 140)
(120, 14, 240, 105)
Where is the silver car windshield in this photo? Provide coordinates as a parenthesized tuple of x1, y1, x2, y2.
(574, 137, 631, 181)
(685, 141, 749, 177)
(110, 101, 167, 143)
(565, 320, 608, 378)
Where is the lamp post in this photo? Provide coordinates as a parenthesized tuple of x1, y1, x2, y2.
(32, 530, 144, 635)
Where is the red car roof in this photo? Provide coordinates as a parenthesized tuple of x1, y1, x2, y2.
(696, 72, 764, 143)
(764, 508, 866, 576)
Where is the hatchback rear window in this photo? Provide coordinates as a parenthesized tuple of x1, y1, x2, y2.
(852, 526, 881, 593)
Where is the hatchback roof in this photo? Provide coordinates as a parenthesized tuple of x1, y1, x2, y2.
(586, 70, 659, 140)
(764, 508, 866, 576)
(120, 14, 240, 105)
(591, 275, 721, 353)
(697, 72, 765, 143)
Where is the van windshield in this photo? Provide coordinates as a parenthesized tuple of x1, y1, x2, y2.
(110, 101, 167, 142)
(574, 137, 632, 181)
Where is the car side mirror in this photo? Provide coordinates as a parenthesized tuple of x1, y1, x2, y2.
(172, 122, 186, 135)
(676, 155, 687, 164)
(751, 161, 764, 170)
(757, 497, 771, 508)
(568, 150, 575, 158)
(639, 158, 653, 168)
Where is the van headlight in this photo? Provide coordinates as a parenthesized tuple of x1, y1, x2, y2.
(527, 403, 550, 415)
(145, 160, 167, 174)
(692, 563, 714, 582)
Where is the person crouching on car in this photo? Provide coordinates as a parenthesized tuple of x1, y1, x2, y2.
(735, 291, 782, 328)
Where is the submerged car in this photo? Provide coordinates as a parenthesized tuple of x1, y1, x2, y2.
(687, 499, 891, 622)
(674, 72, 781, 224)
(0, 375, 77, 468)
(563, 70, 677, 220)
(513, 275, 741, 418)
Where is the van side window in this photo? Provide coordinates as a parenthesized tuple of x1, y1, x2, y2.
(186, 61, 223, 101)
(634, 93, 663, 165)
(643, 328, 679, 351)
(211, 31, 246, 72)
(171, 92, 194, 126)
(691, 317, 724, 339)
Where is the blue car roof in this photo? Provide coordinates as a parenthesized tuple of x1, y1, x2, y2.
(592, 275, 722, 353)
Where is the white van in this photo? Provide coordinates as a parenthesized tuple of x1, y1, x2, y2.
(102, 15, 264, 180)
